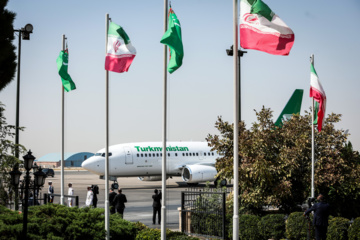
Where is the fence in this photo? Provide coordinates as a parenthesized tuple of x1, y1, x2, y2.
(181, 188, 227, 239)
(44, 193, 79, 207)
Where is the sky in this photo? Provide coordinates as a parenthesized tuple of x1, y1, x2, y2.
(1, 0, 360, 158)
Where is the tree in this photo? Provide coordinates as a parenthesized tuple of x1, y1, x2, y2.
(207, 107, 360, 217)
(0, 102, 24, 206)
(0, 0, 17, 91)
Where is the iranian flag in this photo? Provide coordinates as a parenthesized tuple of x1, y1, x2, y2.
(310, 63, 326, 132)
(240, 0, 295, 55)
(105, 22, 136, 73)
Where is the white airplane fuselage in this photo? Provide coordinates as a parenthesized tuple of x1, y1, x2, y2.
(82, 141, 219, 183)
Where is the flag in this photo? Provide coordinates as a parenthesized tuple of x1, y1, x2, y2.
(160, 7, 184, 74)
(56, 50, 76, 92)
(310, 63, 326, 132)
(240, 0, 295, 55)
(105, 22, 136, 73)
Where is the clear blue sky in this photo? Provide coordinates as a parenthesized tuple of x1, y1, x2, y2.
(2, 0, 360, 158)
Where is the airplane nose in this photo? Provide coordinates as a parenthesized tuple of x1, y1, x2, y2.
(81, 157, 102, 174)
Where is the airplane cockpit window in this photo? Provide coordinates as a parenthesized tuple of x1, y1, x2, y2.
(95, 153, 102, 156)
(101, 152, 112, 157)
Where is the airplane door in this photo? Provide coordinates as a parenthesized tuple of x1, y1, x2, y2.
(124, 146, 133, 164)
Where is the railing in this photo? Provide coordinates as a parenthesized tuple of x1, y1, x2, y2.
(44, 193, 79, 207)
(181, 188, 226, 239)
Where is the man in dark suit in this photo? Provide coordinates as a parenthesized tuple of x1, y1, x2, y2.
(304, 194, 330, 240)
(152, 189, 162, 224)
(113, 188, 127, 218)
(109, 188, 117, 214)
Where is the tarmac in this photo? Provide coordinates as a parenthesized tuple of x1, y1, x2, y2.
(36, 169, 203, 231)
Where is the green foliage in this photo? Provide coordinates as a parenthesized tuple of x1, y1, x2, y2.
(207, 108, 360, 216)
(135, 228, 200, 240)
(109, 214, 145, 239)
(327, 217, 350, 240)
(0, 205, 23, 239)
(285, 212, 314, 240)
(258, 214, 286, 240)
(0, 0, 17, 91)
(348, 217, 360, 240)
(227, 214, 261, 240)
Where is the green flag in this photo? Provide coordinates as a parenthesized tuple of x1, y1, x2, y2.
(160, 7, 184, 74)
(56, 50, 76, 92)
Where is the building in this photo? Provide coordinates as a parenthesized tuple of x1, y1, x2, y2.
(35, 152, 94, 168)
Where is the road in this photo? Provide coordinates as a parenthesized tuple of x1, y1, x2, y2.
(39, 170, 208, 230)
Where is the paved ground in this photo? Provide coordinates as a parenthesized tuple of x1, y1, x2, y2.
(37, 169, 209, 231)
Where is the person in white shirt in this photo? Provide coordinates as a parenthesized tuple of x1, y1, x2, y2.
(85, 185, 93, 207)
(68, 183, 74, 207)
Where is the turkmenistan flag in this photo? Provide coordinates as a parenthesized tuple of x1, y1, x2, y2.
(105, 22, 136, 73)
(56, 50, 76, 92)
(240, 0, 295, 55)
(310, 63, 326, 132)
(160, 7, 184, 74)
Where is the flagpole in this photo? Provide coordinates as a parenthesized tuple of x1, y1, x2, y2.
(310, 54, 315, 199)
(161, 0, 168, 239)
(60, 34, 66, 205)
(233, 0, 239, 239)
(105, 13, 110, 240)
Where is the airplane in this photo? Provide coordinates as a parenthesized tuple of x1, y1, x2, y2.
(81, 141, 221, 186)
(82, 89, 303, 185)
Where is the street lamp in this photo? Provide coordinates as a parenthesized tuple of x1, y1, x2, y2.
(10, 168, 22, 186)
(22, 150, 35, 239)
(226, 45, 246, 121)
(14, 23, 34, 159)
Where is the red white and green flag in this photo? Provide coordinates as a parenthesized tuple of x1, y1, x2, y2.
(310, 63, 326, 132)
(240, 0, 295, 56)
(105, 22, 136, 73)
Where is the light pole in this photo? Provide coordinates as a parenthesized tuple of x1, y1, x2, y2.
(13, 23, 33, 211)
(22, 150, 35, 239)
(226, 45, 246, 121)
(14, 24, 33, 159)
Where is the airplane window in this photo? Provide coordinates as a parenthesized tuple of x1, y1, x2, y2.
(101, 153, 105, 157)
(157, 153, 159, 157)
(196, 153, 199, 156)
(182, 153, 185, 156)
(160, 153, 162, 157)
(186, 153, 188, 156)
(149, 154, 151, 157)
(175, 153, 177, 156)
(168, 153, 170, 157)
(109, 153, 112, 156)
(145, 153, 147, 157)
(141, 154, 143, 157)
(137, 154, 139, 157)
(153, 153, 155, 157)
(212, 152, 214, 156)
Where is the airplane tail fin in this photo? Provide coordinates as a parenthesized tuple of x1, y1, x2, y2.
(274, 89, 304, 127)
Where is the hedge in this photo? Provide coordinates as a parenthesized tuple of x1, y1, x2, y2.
(258, 214, 286, 240)
(348, 217, 360, 240)
(285, 212, 314, 240)
(327, 217, 350, 240)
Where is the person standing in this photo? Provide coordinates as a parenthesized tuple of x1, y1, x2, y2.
(92, 185, 99, 208)
(85, 185, 93, 207)
(113, 188, 127, 217)
(109, 188, 117, 214)
(152, 189, 162, 224)
(48, 181, 54, 203)
(304, 194, 330, 240)
(68, 183, 74, 207)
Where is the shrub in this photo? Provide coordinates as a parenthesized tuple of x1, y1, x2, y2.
(285, 212, 314, 240)
(227, 214, 260, 240)
(348, 217, 360, 240)
(327, 217, 350, 240)
(110, 214, 144, 239)
(135, 228, 161, 240)
(258, 214, 286, 240)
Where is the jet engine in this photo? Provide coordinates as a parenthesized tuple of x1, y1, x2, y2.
(181, 165, 217, 183)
